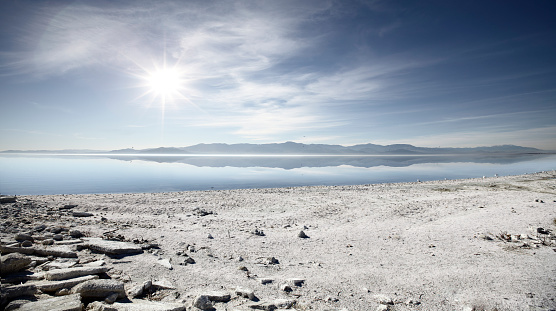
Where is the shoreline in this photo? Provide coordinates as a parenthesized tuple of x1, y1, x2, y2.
(2, 171, 556, 310)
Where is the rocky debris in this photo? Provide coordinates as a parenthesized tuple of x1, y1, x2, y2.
(192, 295, 213, 310)
(72, 211, 94, 217)
(127, 281, 152, 298)
(70, 279, 126, 299)
(256, 257, 279, 265)
(235, 287, 257, 301)
(280, 284, 292, 292)
(88, 299, 185, 311)
(69, 230, 84, 238)
(83, 238, 143, 255)
(252, 228, 265, 236)
(374, 294, 394, 305)
(157, 258, 173, 270)
(247, 299, 296, 310)
(0, 196, 17, 204)
(45, 266, 109, 281)
(60, 204, 78, 210)
(36, 275, 99, 293)
(14, 233, 34, 242)
(0, 284, 38, 304)
(259, 278, 274, 285)
(1, 253, 32, 276)
(1, 245, 78, 258)
(286, 278, 305, 287)
(8, 293, 83, 311)
(192, 208, 213, 216)
(376, 305, 391, 311)
(298, 231, 309, 239)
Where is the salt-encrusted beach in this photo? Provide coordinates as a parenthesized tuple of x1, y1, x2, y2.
(2, 171, 556, 310)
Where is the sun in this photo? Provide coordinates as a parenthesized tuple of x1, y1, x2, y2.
(147, 67, 182, 97)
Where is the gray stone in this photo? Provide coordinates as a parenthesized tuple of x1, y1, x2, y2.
(69, 230, 83, 238)
(235, 287, 256, 300)
(71, 279, 125, 299)
(88, 300, 185, 311)
(247, 299, 295, 310)
(298, 231, 309, 238)
(286, 278, 305, 286)
(72, 211, 93, 217)
(45, 266, 108, 281)
(21, 241, 33, 247)
(84, 238, 142, 255)
(9, 293, 83, 311)
(157, 258, 173, 270)
(14, 233, 34, 242)
(374, 294, 394, 305)
(36, 274, 99, 292)
(1, 253, 32, 276)
(0, 196, 16, 204)
(53, 234, 64, 241)
(204, 291, 231, 302)
(192, 295, 213, 310)
(127, 280, 152, 298)
(0, 284, 37, 302)
(42, 239, 55, 245)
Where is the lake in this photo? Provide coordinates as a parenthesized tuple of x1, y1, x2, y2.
(1, 153, 555, 195)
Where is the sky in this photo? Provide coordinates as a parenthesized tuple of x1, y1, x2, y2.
(1, 0, 555, 151)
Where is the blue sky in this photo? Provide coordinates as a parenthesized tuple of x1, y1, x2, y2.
(1, 0, 555, 151)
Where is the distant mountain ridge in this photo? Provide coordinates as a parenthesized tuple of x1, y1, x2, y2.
(2, 142, 550, 155)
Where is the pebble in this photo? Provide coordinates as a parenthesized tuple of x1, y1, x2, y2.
(298, 230, 309, 238)
(235, 287, 256, 300)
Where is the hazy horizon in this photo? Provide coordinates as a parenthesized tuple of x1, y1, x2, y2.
(1, 1, 555, 151)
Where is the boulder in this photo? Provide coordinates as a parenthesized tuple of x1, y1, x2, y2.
(247, 299, 295, 310)
(88, 300, 185, 311)
(9, 293, 82, 311)
(45, 266, 108, 281)
(36, 274, 99, 292)
(1, 253, 32, 276)
(83, 238, 142, 255)
(70, 279, 125, 299)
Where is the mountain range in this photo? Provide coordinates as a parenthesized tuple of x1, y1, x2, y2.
(2, 142, 550, 155)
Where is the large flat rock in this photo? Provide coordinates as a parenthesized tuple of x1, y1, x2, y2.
(88, 300, 185, 311)
(10, 293, 82, 311)
(83, 238, 143, 255)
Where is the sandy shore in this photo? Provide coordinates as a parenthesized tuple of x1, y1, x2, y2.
(2, 171, 556, 310)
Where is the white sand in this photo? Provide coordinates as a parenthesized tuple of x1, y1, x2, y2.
(3, 171, 556, 310)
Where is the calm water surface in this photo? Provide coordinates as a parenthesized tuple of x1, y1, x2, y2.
(1, 154, 555, 195)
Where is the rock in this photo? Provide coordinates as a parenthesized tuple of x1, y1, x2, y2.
(0, 284, 37, 303)
(49, 227, 64, 234)
(204, 291, 231, 303)
(0, 196, 17, 204)
(55, 240, 83, 246)
(33, 224, 47, 232)
(72, 211, 93, 217)
(45, 266, 109, 281)
(376, 305, 390, 311)
(192, 295, 213, 310)
(5, 299, 32, 311)
(36, 274, 99, 292)
(236, 287, 256, 300)
(70, 279, 125, 299)
(42, 239, 55, 245)
(127, 280, 152, 298)
(55, 288, 71, 296)
(157, 258, 173, 270)
(1, 253, 32, 276)
(105, 293, 119, 304)
(374, 294, 394, 305)
(14, 233, 34, 242)
(280, 284, 292, 292)
(405, 298, 421, 305)
(286, 278, 305, 287)
(60, 204, 78, 210)
(69, 230, 83, 238)
(247, 299, 295, 310)
(83, 238, 143, 255)
(6, 293, 82, 311)
(207, 234, 214, 239)
(298, 231, 309, 238)
(252, 229, 265, 236)
(259, 278, 274, 285)
(21, 241, 33, 247)
(53, 234, 64, 241)
(89, 299, 185, 311)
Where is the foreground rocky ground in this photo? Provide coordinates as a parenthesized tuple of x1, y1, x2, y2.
(1, 171, 556, 311)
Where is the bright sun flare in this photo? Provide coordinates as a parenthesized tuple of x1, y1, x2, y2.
(147, 68, 181, 96)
